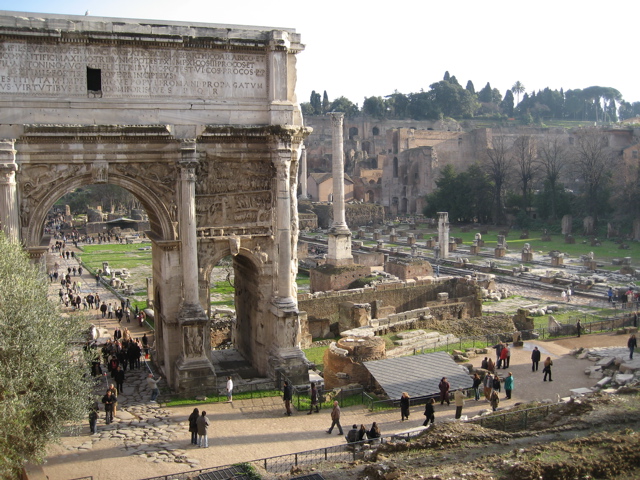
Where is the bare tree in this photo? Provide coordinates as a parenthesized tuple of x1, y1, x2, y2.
(538, 136, 569, 219)
(512, 135, 538, 212)
(484, 135, 513, 224)
(571, 129, 617, 224)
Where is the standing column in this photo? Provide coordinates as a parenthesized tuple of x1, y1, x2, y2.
(329, 113, 348, 231)
(326, 113, 353, 266)
(178, 140, 203, 309)
(299, 145, 308, 199)
(0, 139, 19, 243)
(274, 152, 295, 308)
(438, 212, 449, 259)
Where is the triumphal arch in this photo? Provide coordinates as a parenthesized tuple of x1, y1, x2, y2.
(0, 11, 310, 393)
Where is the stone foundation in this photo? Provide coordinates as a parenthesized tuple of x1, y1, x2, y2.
(310, 263, 371, 292)
(323, 336, 385, 389)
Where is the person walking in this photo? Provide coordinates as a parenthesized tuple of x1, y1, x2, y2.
(576, 319, 582, 338)
(282, 380, 293, 416)
(100, 301, 107, 318)
(422, 398, 435, 426)
(226, 376, 234, 403)
(543, 357, 553, 382)
(500, 345, 509, 369)
(196, 411, 210, 448)
(188, 408, 199, 445)
(326, 401, 343, 435)
(439, 377, 450, 406)
(308, 382, 320, 415)
(400, 392, 410, 421)
(454, 389, 465, 419)
(147, 373, 161, 402)
(628, 334, 637, 360)
(504, 372, 514, 399)
(483, 373, 493, 401)
(101, 389, 116, 425)
(472, 373, 481, 401)
(88, 402, 99, 435)
(490, 390, 500, 412)
(114, 366, 125, 395)
(531, 346, 541, 372)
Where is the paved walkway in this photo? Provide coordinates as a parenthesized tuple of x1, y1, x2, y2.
(28, 244, 632, 480)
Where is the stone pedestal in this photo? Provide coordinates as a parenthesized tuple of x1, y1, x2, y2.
(521, 252, 533, 262)
(357, 229, 365, 239)
(389, 234, 398, 243)
(565, 235, 575, 244)
(551, 256, 564, 267)
(470, 245, 481, 255)
(426, 238, 435, 248)
(495, 247, 506, 258)
(373, 230, 381, 241)
(407, 234, 416, 246)
(449, 241, 457, 252)
(477, 240, 485, 247)
(585, 260, 597, 270)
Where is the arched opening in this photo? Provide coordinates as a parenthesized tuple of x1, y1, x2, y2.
(348, 127, 358, 140)
(372, 126, 380, 136)
(366, 190, 375, 203)
(393, 157, 399, 178)
(401, 197, 408, 213)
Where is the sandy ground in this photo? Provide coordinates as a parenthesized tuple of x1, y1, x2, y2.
(29, 246, 632, 480)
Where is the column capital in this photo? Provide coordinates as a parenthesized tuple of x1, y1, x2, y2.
(328, 112, 344, 128)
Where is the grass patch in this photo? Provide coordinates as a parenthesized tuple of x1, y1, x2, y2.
(303, 345, 328, 371)
(79, 243, 153, 271)
(165, 389, 282, 407)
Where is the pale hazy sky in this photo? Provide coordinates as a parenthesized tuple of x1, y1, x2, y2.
(1, 0, 638, 106)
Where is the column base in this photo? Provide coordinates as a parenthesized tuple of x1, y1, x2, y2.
(269, 346, 310, 386)
(174, 356, 217, 396)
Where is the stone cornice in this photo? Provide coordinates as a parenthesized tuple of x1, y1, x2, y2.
(200, 125, 311, 144)
(18, 125, 176, 144)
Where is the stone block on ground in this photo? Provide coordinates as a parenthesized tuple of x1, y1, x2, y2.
(595, 376, 612, 388)
(596, 357, 615, 368)
(570, 387, 594, 396)
(614, 373, 635, 385)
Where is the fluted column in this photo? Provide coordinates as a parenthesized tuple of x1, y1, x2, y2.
(178, 140, 202, 308)
(0, 140, 19, 243)
(329, 113, 348, 231)
(274, 152, 295, 308)
(299, 145, 307, 199)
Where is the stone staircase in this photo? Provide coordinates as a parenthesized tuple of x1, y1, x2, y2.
(387, 330, 460, 358)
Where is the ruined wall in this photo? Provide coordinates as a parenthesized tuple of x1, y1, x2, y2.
(323, 336, 386, 389)
(384, 259, 433, 281)
(299, 278, 483, 326)
(309, 263, 372, 292)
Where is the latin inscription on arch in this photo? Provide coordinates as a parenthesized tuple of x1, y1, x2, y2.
(0, 42, 267, 99)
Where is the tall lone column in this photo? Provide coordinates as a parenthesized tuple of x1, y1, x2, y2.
(437, 212, 449, 259)
(0, 139, 20, 243)
(299, 145, 307, 199)
(327, 113, 353, 266)
(274, 152, 296, 309)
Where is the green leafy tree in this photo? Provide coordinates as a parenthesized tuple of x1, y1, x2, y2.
(511, 81, 525, 105)
(0, 233, 93, 478)
(363, 96, 387, 119)
(322, 90, 330, 114)
(329, 96, 359, 117)
(465, 80, 475, 95)
(386, 91, 409, 119)
(501, 90, 515, 117)
(407, 91, 438, 120)
(443, 71, 451, 81)
(310, 90, 321, 115)
(478, 82, 494, 103)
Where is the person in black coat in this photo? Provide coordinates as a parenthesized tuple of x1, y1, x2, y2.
(531, 346, 541, 372)
(101, 390, 117, 424)
(400, 392, 410, 421)
(188, 408, 199, 445)
(282, 381, 293, 416)
(114, 366, 125, 394)
(423, 398, 435, 426)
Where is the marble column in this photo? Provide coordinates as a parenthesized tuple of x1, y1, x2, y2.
(0, 140, 19, 243)
(273, 152, 296, 309)
(178, 140, 202, 310)
(299, 145, 307, 199)
(327, 113, 353, 266)
(330, 113, 348, 231)
(174, 140, 215, 394)
(437, 212, 449, 259)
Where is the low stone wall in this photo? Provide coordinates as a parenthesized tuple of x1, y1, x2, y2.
(323, 336, 385, 389)
(299, 277, 483, 330)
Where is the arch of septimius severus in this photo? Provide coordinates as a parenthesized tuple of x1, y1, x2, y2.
(0, 11, 311, 393)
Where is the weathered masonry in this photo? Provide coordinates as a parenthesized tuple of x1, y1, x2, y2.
(0, 11, 311, 393)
